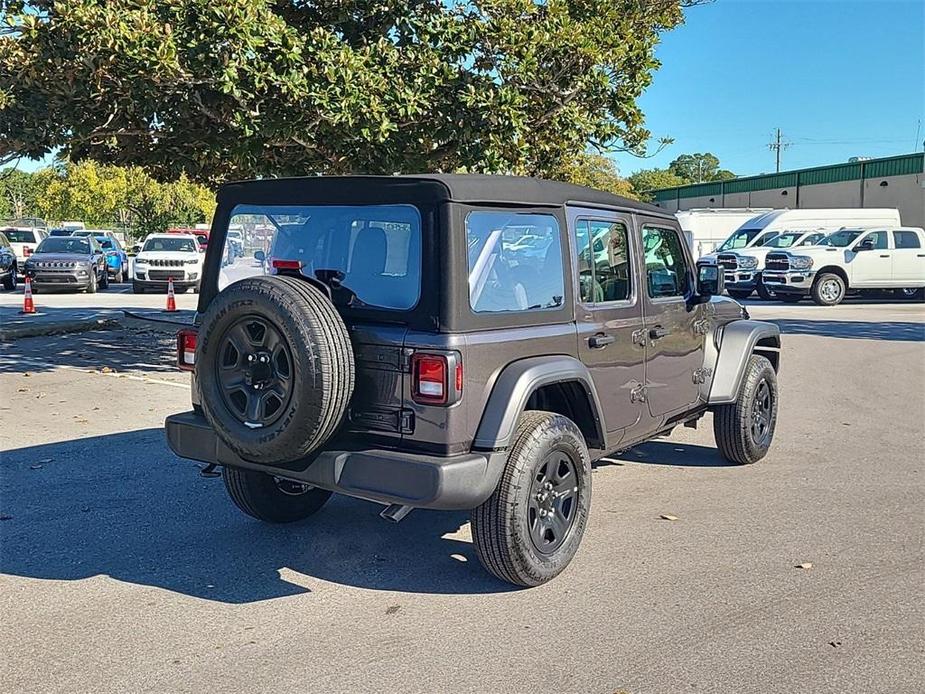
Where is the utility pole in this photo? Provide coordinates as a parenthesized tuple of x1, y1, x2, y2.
(768, 128, 789, 173)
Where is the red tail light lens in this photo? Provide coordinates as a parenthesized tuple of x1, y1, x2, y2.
(411, 352, 462, 405)
(177, 328, 198, 371)
(272, 259, 302, 270)
(412, 354, 447, 404)
(23, 247, 32, 256)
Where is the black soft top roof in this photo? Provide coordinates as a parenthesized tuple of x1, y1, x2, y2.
(217, 174, 671, 218)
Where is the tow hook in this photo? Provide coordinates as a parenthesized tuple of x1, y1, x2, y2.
(199, 463, 221, 478)
(380, 504, 413, 523)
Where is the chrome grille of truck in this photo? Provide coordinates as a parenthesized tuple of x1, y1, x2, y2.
(765, 253, 790, 271)
(717, 253, 739, 270)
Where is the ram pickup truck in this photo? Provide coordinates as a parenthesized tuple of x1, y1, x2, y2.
(763, 227, 925, 305)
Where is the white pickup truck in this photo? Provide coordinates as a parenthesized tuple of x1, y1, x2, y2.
(763, 227, 925, 305)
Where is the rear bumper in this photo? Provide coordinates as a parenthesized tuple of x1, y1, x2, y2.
(165, 410, 505, 511)
(762, 270, 815, 295)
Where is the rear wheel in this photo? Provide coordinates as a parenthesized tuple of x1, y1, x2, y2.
(115, 268, 124, 283)
(811, 272, 846, 306)
(1, 268, 15, 290)
(223, 467, 332, 523)
(713, 355, 778, 465)
(727, 289, 752, 300)
(900, 287, 924, 301)
(99, 270, 109, 290)
(471, 411, 592, 587)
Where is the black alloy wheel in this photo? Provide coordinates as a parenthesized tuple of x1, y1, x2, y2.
(750, 378, 773, 447)
(527, 452, 580, 555)
(216, 316, 294, 428)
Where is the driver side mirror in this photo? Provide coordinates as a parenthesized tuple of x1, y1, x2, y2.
(254, 250, 266, 262)
(853, 238, 875, 252)
(696, 263, 724, 299)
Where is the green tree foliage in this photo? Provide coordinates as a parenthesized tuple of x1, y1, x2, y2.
(0, 0, 696, 184)
(667, 152, 734, 183)
(627, 168, 685, 199)
(552, 153, 636, 199)
(0, 162, 215, 234)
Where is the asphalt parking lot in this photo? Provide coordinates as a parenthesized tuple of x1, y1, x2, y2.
(1, 299, 923, 694)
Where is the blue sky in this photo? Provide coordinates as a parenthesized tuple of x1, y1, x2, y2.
(18, 0, 925, 178)
(612, 0, 925, 177)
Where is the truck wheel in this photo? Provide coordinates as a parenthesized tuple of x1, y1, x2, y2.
(727, 289, 752, 300)
(197, 276, 355, 464)
(811, 272, 845, 306)
(713, 355, 778, 465)
(755, 279, 774, 301)
(223, 467, 332, 523)
(470, 411, 592, 587)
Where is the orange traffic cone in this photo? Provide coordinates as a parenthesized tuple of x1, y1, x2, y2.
(21, 276, 36, 315)
(165, 276, 177, 312)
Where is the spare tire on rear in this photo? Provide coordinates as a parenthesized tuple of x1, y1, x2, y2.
(197, 276, 355, 464)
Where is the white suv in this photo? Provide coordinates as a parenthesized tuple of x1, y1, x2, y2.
(132, 233, 204, 294)
(763, 227, 925, 305)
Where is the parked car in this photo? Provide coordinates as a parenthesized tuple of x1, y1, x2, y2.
(166, 174, 782, 588)
(94, 235, 130, 283)
(22, 235, 108, 293)
(763, 226, 925, 305)
(0, 232, 18, 290)
(48, 227, 76, 237)
(675, 208, 771, 259)
(132, 233, 203, 293)
(0, 226, 47, 270)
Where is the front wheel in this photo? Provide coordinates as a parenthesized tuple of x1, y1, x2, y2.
(811, 272, 846, 306)
(1, 269, 16, 290)
(713, 355, 778, 465)
(728, 289, 753, 300)
(470, 411, 592, 587)
(755, 279, 774, 301)
(86, 272, 98, 294)
(223, 467, 332, 523)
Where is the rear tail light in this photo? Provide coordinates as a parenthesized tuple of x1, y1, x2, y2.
(177, 327, 198, 371)
(411, 352, 462, 405)
(23, 247, 32, 256)
(272, 259, 302, 271)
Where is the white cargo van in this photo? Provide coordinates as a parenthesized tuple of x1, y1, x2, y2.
(675, 208, 771, 259)
(701, 207, 902, 299)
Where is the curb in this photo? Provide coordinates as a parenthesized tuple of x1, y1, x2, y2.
(0, 317, 121, 341)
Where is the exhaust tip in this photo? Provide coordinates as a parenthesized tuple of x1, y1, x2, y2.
(380, 504, 413, 523)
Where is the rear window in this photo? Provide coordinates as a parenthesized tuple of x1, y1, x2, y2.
(220, 204, 422, 311)
(3, 230, 38, 243)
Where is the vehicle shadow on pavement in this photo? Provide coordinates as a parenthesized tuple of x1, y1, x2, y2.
(0, 327, 178, 374)
(768, 319, 924, 342)
(616, 440, 737, 468)
(0, 429, 515, 602)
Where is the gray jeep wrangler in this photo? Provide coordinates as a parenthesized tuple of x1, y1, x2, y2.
(166, 175, 781, 587)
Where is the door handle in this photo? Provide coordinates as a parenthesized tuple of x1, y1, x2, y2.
(649, 326, 669, 340)
(588, 333, 615, 349)
(879, 254, 890, 258)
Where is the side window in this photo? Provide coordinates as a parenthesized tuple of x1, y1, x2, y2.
(800, 233, 824, 246)
(574, 220, 595, 303)
(643, 226, 691, 299)
(893, 231, 921, 249)
(467, 211, 565, 313)
(756, 232, 778, 246)
(863, 230, 889, 250)
(572, 219, 631, 304)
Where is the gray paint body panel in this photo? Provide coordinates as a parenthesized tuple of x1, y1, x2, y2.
(708, 320, 781, 404)
(473, 355, 605, 450)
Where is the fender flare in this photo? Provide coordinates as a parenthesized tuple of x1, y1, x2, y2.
(473, 355, 606, 451)
(707, 320, 781, 404)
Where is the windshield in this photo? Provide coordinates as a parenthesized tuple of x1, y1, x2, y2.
(143, 237, 198, 253)
(820, 229, 863, 247)
(96, 237, 115, 250)
(2, 229, 38, 243)
(37, 237, 90, 254)
(717, 228, 761, 251)
(764, 232, 806, 248)
(220, 204, 422, 311)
